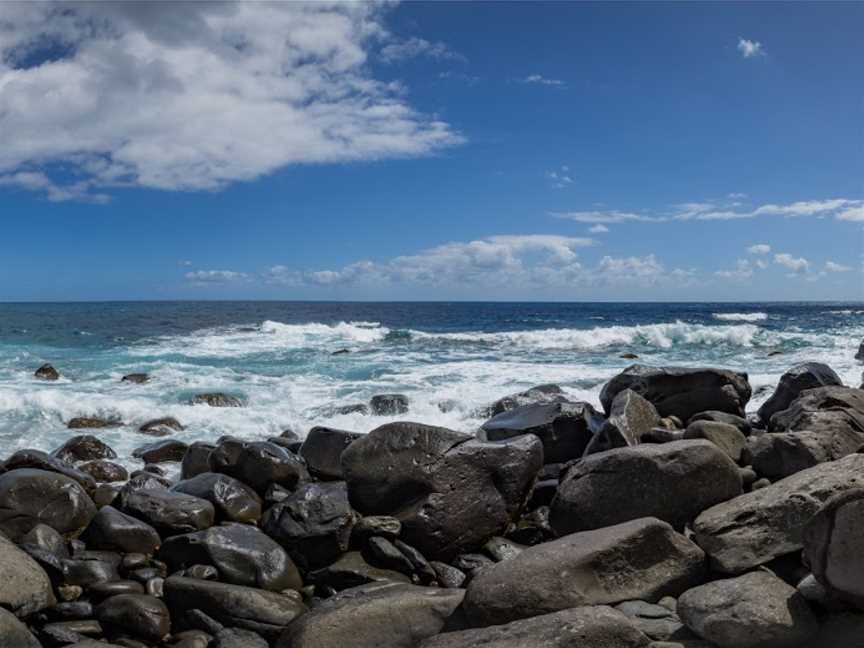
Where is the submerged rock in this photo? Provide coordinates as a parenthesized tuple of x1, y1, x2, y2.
(369, 393, 409, 415)
(35, 363, 60, 380)
(68, 416, 122, 429)
(121, 372, 150, 384)
(138, 416, 185, 437)
(52, 436, 118, 464)
(189, 392, 244, 407)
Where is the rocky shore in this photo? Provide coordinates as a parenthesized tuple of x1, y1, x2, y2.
(2, 358, 864, 647)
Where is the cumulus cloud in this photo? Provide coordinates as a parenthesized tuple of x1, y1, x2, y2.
(774, 253, 810, 273)
(825, 261, 852, 273)
(0, 2, 461, 201)
(715, 259, 755, 281)
(747, 244, 771, 255)
(737, 38, 764, 58)
(837, 204, 864, 221)
(589, 224, 609, 234)
(185, 270, 249, 284)
(519, 74, 565, 86)
(379, 36, 465, 63)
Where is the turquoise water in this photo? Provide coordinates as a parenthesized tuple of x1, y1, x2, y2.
(1, 301, 861, 468)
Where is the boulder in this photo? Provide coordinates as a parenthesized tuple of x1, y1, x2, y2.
(159, 523, 302, 592)
(118, 488, 215, 535)
(803, 488, 864, 608)
(0, 468, 96, 540)
(462, 517, 705, 627)
(277, 582, 464, 648)
(81, 505, 161, 555)
(482, 384, 567, 417)
(122, 372, 150, 384)
(210, 439, 308, 493)
(480, 401, 604, 463)
(79, 460, 128, 483)
(0, 608, 41, 648)
(615, 600, 688, 642)
(163, 576, 306, 641)
(214, 627, 269, 648)
(172, 472, 262, 524)
(584, 389, 661, 455)
(181, 441, 215, 479)
(683, 421, 747, 462)
(343, 422, 543, 561)
(768, 385, 864, 434)
(601, 365, 751, 421)
(299, 427, 363, 480)
(260, 481, 355, 571)
(0, 533, 55, 616)
(369, 393, 409, 415)
(747, 428, 864, 480)
(52, 435, 117, 464)
(352, 515, 401, 542)
(757, 362, 843, 425)
(35, 363, 59, 380)
(189, 393, 244, 407)
(687, 411, 751, 436)
(132, 439, 189, 464)
(2, 449, 96, 494)
(693, 453, 864, 574)
(363, 536, 414, 575)
(857, 340, 864, 361)
(418, 605, 650, 648)
(551, 440, 742, 535)
(677, 571, 817, 648)
(308, 551, 410, 591)
(95, 593, 171, 642)
(68, 416, 122, 429)
(138, 416, 185, 437)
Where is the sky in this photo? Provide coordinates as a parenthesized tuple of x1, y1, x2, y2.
(0, 1, 862, 301)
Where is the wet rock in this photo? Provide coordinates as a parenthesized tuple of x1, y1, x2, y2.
(343, 422, 543, 561)
(300, 426, 363, 480)
(0, 607, 42, 648)
(68, 416, 122, 429)
(122, 373, 150, 384)
(483, 384, 567, 417)
(138, 416, 185, 437)
(331, 348, 351, 356)
(480, 400, 604, 463)
(172, 472, 262, 524)
(79, 460, 128, 483)
(210, 439, 308, 493)
(601, 365, 751, 421)
(21, 523, 69, 559)
(687, 411, 751, 436)
(159, 523, 302, 592)
(419, 605, 650, 648)
(483, 536, 525, 562)
(394, 539, 436, 583)
(2, 449, 96, 494)
(35, 363, 60, 380)
(278, 582, 464, 648)
(677, 571, 817, 648)
(95, 593, 171, 642)
(352, 515, 401, 542)
(261, 481, 355, 571)
(61, 555, 120, 587)
(693, 453, 864, 574)
(163, 576, 306, 642)
(363, 536, 414, 575)
(118, 488, 215, 535)
(462, 517, 705, 627)
(430, 561, 466, 588)
(369, 393, 409, 415)
(683, 421, 746, 462)
(53, 436, 118, 464)
(133, 439, 189, 464)
(308, 551, 411, 591)
(89, 579, 146, 598)
(757, 362, 843, 425)
(181, 442, 215, 479)
(126, 471, 172, 491)
(0, 533, 56, 616)
(551, 440, 741, 535)
(747, 428, 864, 480)
(81, 506, 161, 555)
(189, 393, 244, 407)
(213, 627, 269, 648)
(584, 389, 661, 455)
(0, 468, 97, 540)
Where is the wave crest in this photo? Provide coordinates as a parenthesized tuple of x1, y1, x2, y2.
(712, 312, 768, 322)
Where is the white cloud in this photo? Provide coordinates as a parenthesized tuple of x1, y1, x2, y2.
(185, 270, 249, 284)
(554, 210, 655, 224)
(737, 38, 764, 58)
(715, 259, 754, 281)
(747, 244, 771, 255)
(825, 261, 852, 273)
(380, 36, 465, 63)
(0, 2, 462, 201)
(546, 166, 573, 188)
(774, 253, 810, 273)
(838, 204, 864, 221)
(520, 74, 565, 87)
(589, 224, 609, 234)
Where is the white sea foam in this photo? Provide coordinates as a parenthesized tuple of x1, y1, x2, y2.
(712, 312, 768, 322)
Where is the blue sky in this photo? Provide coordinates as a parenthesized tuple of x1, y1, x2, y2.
(0, 1, 861, 301)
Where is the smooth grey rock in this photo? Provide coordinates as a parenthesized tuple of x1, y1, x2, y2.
(81, 505, 161, 555)
(683, 421, 746, 462)
(95, 593, 171, 642)
(686, 411, 751, 436)
(757, 362, 843, 425)
(118, 487, 215, 535)
(768, 386, 864, 435)
(0, 533, 55, 617)
(747, 428, 864, 480)
(481, 384, 567, 417)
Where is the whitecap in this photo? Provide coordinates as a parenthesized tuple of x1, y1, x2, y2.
(712, 312, 768, 322)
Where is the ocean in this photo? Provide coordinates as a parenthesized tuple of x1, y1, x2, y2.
(1, 301, 861, 472)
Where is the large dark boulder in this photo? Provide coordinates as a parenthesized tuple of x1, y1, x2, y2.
(172, 472, 262, 524)
(601, 365, 752, 421)
(52, 435, 117, 464)
(79, 460, 128, 483)
(118, 488, 215, 535)
(261, 481, 355, 571)
(481, 401, 603, 463)
(768, 385, 864, 435)
(95, 594, 171, 643)
(132, 439, 189, 464)
(35, 363, 59, 380)
(482, 384, 568, 417)
(462, 517, 705, 627)
(583, 389, 660, 456)
(551, 440, 742, 535)
(181, 441, 215, 479)
(276, 582, 464, 648)
(138, 416, 184, 437)
(0, 468, 96, 540)
(299, 427, 363, 480)
(211, 439, 308, 493)
(418, 606, 650, 648)
(693, 453, 864, 574)
(163, 576, 306, 641)
(2, 449, 96, 494)
(159, 523, 302, 592)
(343, 422, 543, 561)
(747, 428, 864, 480)
(678, 571, 817, 648)
(757, 362, 843, 424)
(0, 533, 55, 617)
(81, 505, 161, 555)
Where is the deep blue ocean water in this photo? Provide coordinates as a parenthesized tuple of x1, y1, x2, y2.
(1, 301, 861, 468)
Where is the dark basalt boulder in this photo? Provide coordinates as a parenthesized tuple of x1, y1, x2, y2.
(138, 416, 185, 437)
(747, 428, 864, 480)
(352, 515, 401, 542)
(125, 471, 172, 491)
(0, 533, 56, 617)
(481, 401, 604, 463)
(299, 427, 363, 480)
(78, 460, 128, 483)
(118, 488, 215, 535)
(189, 393, 244, 407)
(172, 472, 262, 524)
(583, 389, 660, 456)
(343, 422, 543, 561)
(60, 554, 120, 587)
(210, 439, 308, 494)
(122, 372, 150, 384)
(0, 607, 42, 648)
(132, 439, 189, 464)
(52, 436, 118, 464)
(261, 481, 355, 571)
(163, 576, 306, 642)
(362, 536, 414, 575)
(683, 421, 747, 463)
(757, 362, 843, 425)
(418, 605, 650, 648)
(803, 488, 864, 608)
(20, 523, 69, 559)
(35, 363, 60, 380)
(369, 393, 409, 415)
(677, 571, 817, 648)
(693, 453, 864, 574)
(68, 416, 122, 429)
(857, 340, 864, 361)
(551, 440, 742, 536)
(0, 468, 97, 541)
(768, 385, 864, 435)
(462, 517, 705, 627)
(2, 449, 97, 494)
(81, 506, 161, 555)
(307, 551, 411, 591)
(277, 582, 465, 648)
(181, 441, 216, 479)
(601, 365, 752, 421)
(482, 383, 568, 417)
(687, 410, 751, 436)
(159, 524, 302, 592)
(95, 594, 171, 643)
